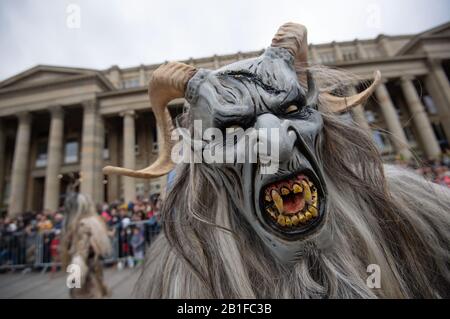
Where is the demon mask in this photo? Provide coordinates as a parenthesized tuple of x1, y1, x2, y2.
(103, 22, 380, 263)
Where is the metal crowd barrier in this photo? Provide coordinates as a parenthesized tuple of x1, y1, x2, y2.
(0, 231, 30, 270)
(0, 220, 161, 272)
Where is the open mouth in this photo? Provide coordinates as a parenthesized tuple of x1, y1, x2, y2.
(261, 173, 320, 229)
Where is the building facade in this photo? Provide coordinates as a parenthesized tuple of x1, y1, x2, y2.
(1, 22, 450, 216)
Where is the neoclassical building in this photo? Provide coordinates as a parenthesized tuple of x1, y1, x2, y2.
(1, 22, 449, 216)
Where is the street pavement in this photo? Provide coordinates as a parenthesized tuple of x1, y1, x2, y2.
(0, 265, 141, 299)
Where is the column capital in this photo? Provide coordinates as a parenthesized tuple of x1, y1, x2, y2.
(427, 57, 443, 70)
(120, 110, 136, 118)
(82, 99, 98, 111)
(49, 105, 64, 117)
(400, 75, 416, 83)
(379, 77, 390, 85)
(16, 111, 31, 123)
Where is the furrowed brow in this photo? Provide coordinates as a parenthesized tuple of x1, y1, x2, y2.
(217, 70, 286, 95)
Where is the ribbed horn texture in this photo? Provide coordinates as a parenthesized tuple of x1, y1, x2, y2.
(103, 62, 197, 179)
(321, 70, 382, 113)
(271, 22, 308, 67)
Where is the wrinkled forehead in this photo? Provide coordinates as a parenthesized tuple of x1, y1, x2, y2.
(185, 47, 305, 111)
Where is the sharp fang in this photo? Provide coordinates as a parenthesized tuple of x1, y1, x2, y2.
(271, 189, 283, 214)
(302, 181, 312, 204)
(267, 208, 277, 219)
(277, 215, 286, 226)
(293, 183, 302, 193)
(309, 206, 318, 217)
(281, 187, 290, 195)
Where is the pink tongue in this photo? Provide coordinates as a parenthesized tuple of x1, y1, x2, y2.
(283, 195, 305, 215)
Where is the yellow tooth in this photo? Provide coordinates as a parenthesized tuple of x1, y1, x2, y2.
(271, 190, 283, 214)
(305, 212, 312, 220)
(277, 215, 286, 226)
(285, 216, 292, 226)
(298, 213, 306, 224)
(291, 215, 299, 225)
(267, 208, 277, 219)
(265, 194, 272, 202)
(302, 181, 312, 204)
(309, 206, 318, 217)
(293, 183, 302, 193)
(281, 187, 290, 195)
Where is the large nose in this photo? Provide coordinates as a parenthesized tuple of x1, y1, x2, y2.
(254, 113, 297, 163)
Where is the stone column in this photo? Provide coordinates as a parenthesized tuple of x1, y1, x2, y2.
(400, 76, 441, 159)
(93, 115, 105, 204)
(425, 59, 450, 140)
(428, 59, 450, 111)
(374, 81, 412, 159)
(8, 112, 32, 216)
(80, 100, 98, 200)
(121, 110, 136, 203)
(107, 119, 120, 202)
(43, 106, 64, 211)
(349, 87, 371, 131)
(0, 120, 5, 204)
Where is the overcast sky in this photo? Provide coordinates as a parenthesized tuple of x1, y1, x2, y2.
(1, 0, 449, 80)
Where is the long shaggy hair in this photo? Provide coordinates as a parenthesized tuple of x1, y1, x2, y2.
(61, 193, 111, 269)
(136, 67, 450, 298)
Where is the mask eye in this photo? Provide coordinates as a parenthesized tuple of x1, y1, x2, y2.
(285, 104, 299, 114)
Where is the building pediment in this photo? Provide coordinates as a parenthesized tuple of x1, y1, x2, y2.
(397, 22, 450, 56)
(0, 65, 100, 89)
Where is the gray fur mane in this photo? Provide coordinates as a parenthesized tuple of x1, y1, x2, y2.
(135, 73, 450, 299)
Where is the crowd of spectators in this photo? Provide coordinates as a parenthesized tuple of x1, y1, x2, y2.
(395, 149, 450, 188)
(1, 149, 450, 270)
(0, 194, 162, 270)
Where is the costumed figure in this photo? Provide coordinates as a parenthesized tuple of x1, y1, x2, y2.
(104, 23, 450, 298)
(60, 176, 112, 298)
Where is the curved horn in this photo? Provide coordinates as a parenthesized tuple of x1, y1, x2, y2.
(103, 62, 197, 178)
(271, 22, 308, 84)
(271, 22, 308, 66)
(321, 70, 381, 113)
